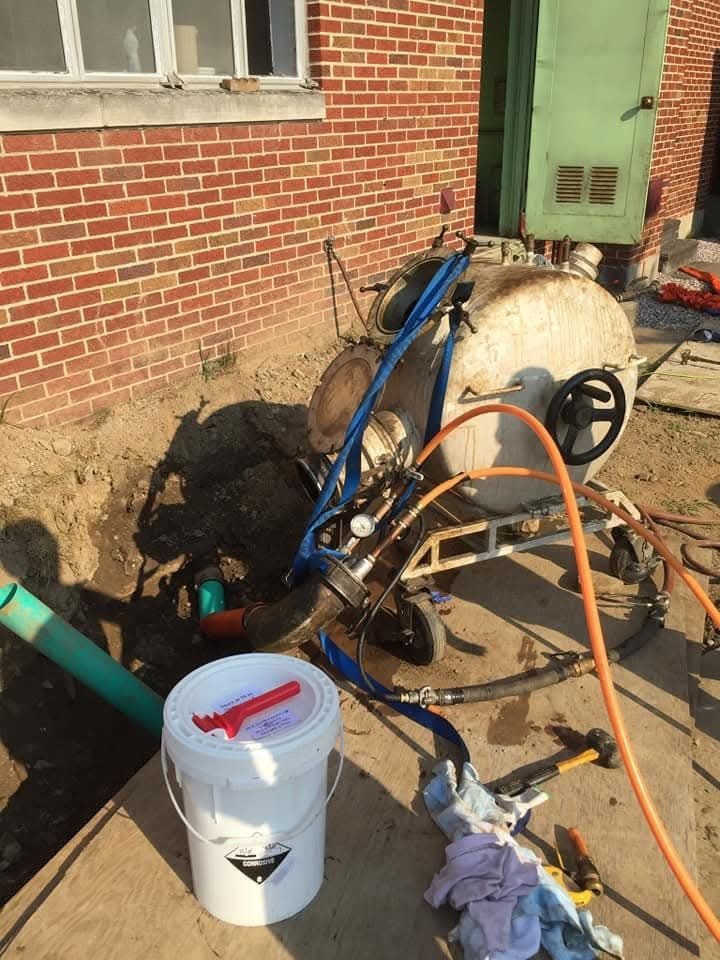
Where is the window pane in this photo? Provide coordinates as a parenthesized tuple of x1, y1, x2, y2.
(172, 0, 233, 76)
(76, 0, 155, 73)
(0, 0, 65, 72)
(245, 0, 297, 77)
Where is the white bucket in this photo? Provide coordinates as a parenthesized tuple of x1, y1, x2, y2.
(162, 654, 342, 926)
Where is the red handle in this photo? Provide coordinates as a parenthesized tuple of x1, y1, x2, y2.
(192, 680, 301, 738)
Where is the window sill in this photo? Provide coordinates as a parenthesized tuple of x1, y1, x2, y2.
(0, 86, 325, 133)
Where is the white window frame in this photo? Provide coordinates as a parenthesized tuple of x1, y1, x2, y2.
(0, 0, 309, 89)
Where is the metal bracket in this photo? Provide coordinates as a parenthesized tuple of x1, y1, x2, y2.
(400, 488, 639, 581)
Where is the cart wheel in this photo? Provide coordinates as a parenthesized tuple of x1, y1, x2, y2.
(405, 598, 446, 665)
(609, 534, 658, 584)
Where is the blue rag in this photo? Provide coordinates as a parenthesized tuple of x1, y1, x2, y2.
(423, 762, 624, 960)
(425, 834, 539, 956)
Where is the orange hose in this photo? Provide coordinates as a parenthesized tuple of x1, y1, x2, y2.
(409, 403, 720, 940)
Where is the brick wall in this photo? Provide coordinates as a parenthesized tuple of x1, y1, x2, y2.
(0, 1, 482, 427)
(604, 0, 720, 272)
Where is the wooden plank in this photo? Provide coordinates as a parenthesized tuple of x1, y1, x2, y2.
(0, 537, 705, 959)
(637, 338, 720, 415)
(0, 692, 457, 960)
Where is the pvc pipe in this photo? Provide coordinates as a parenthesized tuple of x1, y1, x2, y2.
(0, 582, 164, 737)
(197, 579, 226, 620)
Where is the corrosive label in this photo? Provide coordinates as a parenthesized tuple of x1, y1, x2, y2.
(225, 842, 291, 884)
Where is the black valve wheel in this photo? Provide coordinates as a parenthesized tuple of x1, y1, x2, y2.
(545, 369, 626, 466)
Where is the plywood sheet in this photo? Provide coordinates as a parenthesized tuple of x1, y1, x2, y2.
(637, 338, 720, 415)
(0, 539, 707, 959)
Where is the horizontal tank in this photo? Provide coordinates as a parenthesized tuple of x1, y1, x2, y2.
(378, 263, 638, 514)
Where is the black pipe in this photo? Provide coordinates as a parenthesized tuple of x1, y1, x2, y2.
(386, 581, 671, 707)
(245, 576, 348, 651)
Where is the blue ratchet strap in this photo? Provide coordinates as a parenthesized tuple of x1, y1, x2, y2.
(424, 307, 462, 443)
(292, 252, 470, 582)
(319, 630, 470, 763)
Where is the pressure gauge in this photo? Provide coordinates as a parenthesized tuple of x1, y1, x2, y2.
(349, 513, 377, 539)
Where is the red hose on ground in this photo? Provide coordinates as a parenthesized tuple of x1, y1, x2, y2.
(411, 403, 720, 941)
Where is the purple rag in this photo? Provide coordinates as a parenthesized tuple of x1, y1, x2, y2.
(425, 834, 539, 953)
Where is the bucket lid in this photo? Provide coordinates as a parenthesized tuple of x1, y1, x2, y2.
(163, 654, 340, 787)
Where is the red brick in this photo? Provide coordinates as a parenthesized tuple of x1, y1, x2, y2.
(19, 362, 65, 388)
(103, 129, 144, 146)
(41, 341, 86, 365)
(30, 152, 78, 171)
(46, 400, 93, 424)
(41, 223, 87, 242)
(9, 298, 57, 322)
(11, 332, 60, 355)
(15, 208, 63, 228)
(102, 165, 144, 183)
(4, 172, 54, 192)
(0, 229, 39, 250)
(23, 242, 69, 264)
(64, 203, 107, 222)
(0, 264, 47, 286)
(0, 155, 29, 174)
(3, 133, 54, 153)
(55, 130, 102, 149)
(36, 188, 83, 208)
(78, 148, 123, 167)
(71, 236, 113, 255)
(26, 278, 73, 299)
(74, 269, 117, 291)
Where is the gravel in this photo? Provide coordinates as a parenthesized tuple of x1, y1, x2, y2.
(634, 237, 720, 331)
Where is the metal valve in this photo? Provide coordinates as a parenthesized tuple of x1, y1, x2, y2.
(359, 281, 390, 293)
(455, 231, 495, 256)
(431, 224, 449, 248)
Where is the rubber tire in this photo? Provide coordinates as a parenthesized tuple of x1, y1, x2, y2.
(407, 598, 446, 665)
(609, 540, 655, 584)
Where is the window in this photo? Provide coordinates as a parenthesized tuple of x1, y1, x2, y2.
(0, 0, 307, 86)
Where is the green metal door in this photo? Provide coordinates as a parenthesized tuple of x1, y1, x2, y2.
(525, 0, 669, 244)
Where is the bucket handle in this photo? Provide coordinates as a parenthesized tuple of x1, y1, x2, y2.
(161, 726, 345, 848)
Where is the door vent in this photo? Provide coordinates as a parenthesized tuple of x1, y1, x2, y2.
(589, 166, 619, 204)
(554, 166, 584, 203)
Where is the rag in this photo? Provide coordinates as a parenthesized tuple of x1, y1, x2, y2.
(423, 761, 624, 960)
(425, 834, 539, 956)
(423, 760, 547, 840)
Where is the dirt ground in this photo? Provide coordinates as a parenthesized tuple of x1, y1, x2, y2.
(0, 331, 719, 906)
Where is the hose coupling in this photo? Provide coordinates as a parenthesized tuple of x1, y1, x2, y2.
(392, 505, 420, 535)
(394, 685, 464, 706)
(404, 467, 424, 482)
(394, 685, 437, 706)
(649, 591, 671, 623)
(549, 651, 588, 678)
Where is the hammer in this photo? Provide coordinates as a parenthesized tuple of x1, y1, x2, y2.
(495, 728, 620, 797)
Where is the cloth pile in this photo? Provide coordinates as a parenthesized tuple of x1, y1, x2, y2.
(423, 761, 624, 960)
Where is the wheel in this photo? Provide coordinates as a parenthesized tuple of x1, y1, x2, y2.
(545, 369, 626, 466)
(402, 597, 446, 665)
(609, 531, 658, 584)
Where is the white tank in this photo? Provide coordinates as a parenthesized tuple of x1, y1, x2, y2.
(378, 264, 638, 514)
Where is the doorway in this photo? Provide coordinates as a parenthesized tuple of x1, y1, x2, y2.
(474, 0, 539, 237)
(474, 0, 510, 234)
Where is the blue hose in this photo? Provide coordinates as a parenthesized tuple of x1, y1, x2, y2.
(0, 582, 164, 737)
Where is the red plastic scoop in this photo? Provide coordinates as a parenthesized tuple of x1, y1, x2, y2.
(192, 680, 301, 738)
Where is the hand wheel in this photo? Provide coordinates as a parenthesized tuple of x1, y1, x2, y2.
(545, 369, 626, 466)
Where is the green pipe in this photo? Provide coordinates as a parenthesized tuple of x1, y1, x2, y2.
(195, 565, 226, 620)
(0, 582, 164, 737)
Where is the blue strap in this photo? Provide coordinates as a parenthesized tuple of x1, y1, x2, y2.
(424, 308, 461, 443)
(292, 252, 470, 582)
(319, 630, 470, 763)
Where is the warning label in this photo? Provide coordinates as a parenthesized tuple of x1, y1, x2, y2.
(225, 842, 292, 884)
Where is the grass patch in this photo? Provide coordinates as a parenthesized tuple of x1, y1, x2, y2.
(663, 497, 716, 516)
(199, 344, 237, 383)
(0, 393, 14, 424)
